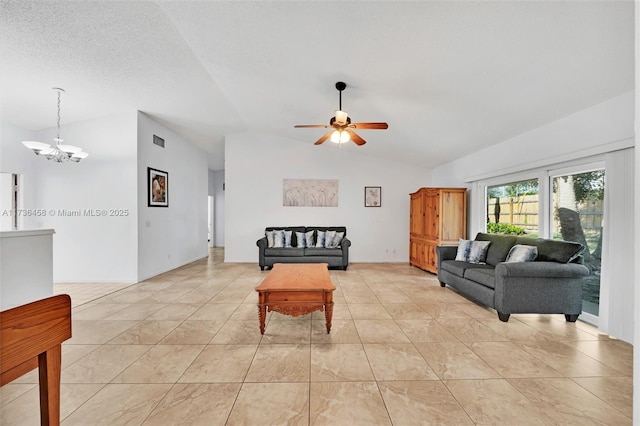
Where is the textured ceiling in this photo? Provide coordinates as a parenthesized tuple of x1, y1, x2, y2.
(0, 1, 634, 171)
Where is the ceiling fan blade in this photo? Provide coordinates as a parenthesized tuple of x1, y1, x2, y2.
(350, 122, 389, 130)
(346, 129, 366, 146)
(294, 124, 330, 128)
(314, 131, 334, 145)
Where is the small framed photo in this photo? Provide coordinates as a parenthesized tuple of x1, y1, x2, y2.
(148, 167, 168, 207)
(365, 186, 381, 207)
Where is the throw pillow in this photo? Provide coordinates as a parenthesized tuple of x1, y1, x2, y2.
(315, 230, 326, 248)
(273, 230, 285, 248)
(468, 240, 491, 263)
(266, 230, 276, 248)
(505, 244, 538, 263)
(284, 230, 293, 248)
(295, 231, 306, 248)
(324, 230, 337, 248)
(455, 239, 472, 261)
(305, 230, 315, 247)
(455, 239, 491, 264)
(332, 231, 344, 247)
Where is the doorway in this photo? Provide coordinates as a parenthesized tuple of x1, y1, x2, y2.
(0, 173, 20, 230)
(208, 195, 214, 248)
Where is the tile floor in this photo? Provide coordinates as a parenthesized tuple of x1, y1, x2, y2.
(0, 248, 633, 425)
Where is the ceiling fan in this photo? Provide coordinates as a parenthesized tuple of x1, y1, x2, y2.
(294, 82, 388, 146)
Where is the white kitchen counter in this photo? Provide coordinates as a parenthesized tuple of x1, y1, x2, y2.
(1, 229, 55, 310)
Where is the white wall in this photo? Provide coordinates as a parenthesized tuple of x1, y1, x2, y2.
(432, 91, 632, 181)
(224, 132, 432, 263)
(137, 112, 209, 281)
(432, 91, 635, 344)
(1, 115, 139, 283)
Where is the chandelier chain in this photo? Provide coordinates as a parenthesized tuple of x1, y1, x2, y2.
(56, 90, 61, 141)
(21, 87, 89, 162)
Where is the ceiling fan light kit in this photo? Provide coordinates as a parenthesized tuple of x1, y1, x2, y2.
(294, 81, 388, 146)
(22, 88, 89, 163)
(330, 130, 350, 144)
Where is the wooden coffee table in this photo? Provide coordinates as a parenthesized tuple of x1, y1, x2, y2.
(255, 263, 336, 334)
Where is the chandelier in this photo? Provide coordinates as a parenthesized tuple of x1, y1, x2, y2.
(22, 88, 89, 163)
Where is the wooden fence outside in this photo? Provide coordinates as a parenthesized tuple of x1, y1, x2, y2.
(487, 195, 603, 232)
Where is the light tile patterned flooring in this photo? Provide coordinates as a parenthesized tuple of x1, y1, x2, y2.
(1, 248, 632, 425)
(53, 282, 135, 308)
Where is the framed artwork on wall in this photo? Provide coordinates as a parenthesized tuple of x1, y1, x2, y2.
(365, 186, 381, 207)
(148, 167, 168, 207)
(283, 179, 339, 207)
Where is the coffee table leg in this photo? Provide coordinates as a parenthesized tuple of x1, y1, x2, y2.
(324, 302, 334, 334)
(324, 291, 334, 333)
(258, 292, 266, 335)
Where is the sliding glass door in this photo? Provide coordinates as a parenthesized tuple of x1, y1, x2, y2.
(550, 166, 605, 319)
(482, 161, 606, 323)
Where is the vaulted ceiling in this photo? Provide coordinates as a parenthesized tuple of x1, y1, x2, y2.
(0, 1, 634, 171)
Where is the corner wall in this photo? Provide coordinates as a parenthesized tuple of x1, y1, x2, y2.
(137, 112, 209, 281)
(224, 132, 432, 263)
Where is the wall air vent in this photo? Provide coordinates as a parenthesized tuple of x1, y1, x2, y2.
(153, 135, 165, 148)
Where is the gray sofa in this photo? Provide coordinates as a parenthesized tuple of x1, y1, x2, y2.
(436, 232, 590, 322)
(257, 226, 351, 271)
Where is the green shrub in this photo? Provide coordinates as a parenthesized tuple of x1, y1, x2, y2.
(486, 223, 526, 235)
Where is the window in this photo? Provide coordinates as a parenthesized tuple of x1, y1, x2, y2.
(486, 178, 539, 237)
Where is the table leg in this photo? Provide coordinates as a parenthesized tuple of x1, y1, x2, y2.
(324, 291, 335, 333)
(258, 292, 266, 335)
(324, 302, 334, 333)
(322, 280, 334, 331)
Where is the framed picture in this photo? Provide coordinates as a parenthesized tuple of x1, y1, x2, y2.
(283, 179, 339, 207)
(365, 186, 381, 207)
(148, 167, 168, 207)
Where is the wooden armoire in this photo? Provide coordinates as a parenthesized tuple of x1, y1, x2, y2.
(409, 187, 467, 273)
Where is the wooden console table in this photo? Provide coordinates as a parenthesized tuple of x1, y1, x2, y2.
(255, 263, 335, 334)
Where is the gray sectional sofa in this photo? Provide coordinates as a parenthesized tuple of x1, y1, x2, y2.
(436, 232, 589, 322)
(257, 226, 350, 271)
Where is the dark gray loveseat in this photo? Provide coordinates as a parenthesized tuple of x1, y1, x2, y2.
(257, 226, 351, 271)
(436, 232, 589, 322)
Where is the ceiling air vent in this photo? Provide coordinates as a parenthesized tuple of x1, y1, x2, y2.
(153, 135, 165, 148)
